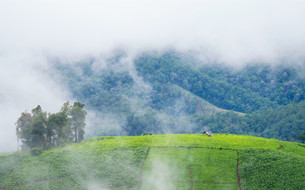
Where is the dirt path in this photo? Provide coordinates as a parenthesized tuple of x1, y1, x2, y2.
(137, 146, 241, 190)
(236, 151, 242, 190)
(189, 167, 193, 190)
(137, 147, 151, 190)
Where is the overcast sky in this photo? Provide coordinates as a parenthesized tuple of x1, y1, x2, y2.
(1, 0, 305, 151)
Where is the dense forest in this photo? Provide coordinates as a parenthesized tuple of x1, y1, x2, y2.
(50, 51, 305, 142)
(135, 52, 305, 112)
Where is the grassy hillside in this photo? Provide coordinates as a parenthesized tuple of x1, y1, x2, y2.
(1, 134, 305, 190)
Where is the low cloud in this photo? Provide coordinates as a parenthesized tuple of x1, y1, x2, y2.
(142, 158, 176, 190)
(86, 111, 127, 137)
(0, 53, 69, 152)
(1, 0, 305, 151)
(1, 0, 305, 63)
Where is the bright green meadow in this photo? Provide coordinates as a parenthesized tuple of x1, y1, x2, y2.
(1, 134, 305, 190)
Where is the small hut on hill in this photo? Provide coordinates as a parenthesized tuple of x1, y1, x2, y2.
(203, 131, 214, 137)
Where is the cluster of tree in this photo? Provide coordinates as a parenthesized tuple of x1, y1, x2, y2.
(16, 102, 87, 150)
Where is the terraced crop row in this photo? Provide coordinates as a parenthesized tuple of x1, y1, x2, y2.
(0, 134, 305, 190)
(140, 147, 239, 190)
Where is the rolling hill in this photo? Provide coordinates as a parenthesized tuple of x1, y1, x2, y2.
(1, 134, 305, 190)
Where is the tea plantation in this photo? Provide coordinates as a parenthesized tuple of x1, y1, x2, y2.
(1, 134, 305, 190)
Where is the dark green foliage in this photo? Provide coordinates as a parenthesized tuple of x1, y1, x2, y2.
(70, 102, 87, 143)
(194, 101, 305, 141)
(134, 52, 278, 113)
(135, 52, 305, 112)
(243, 101, 305, 141)
(46, 112, 71, 146)
(297, 131, 305, 143)
(125, 111, 159, 136)
(30, 148, 43, 156)
(16, 102, 87, 150)
(16, 106, 48, 149)
(192, 111, 247, 135)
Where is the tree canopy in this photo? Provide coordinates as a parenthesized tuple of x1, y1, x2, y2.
(16, 102, 87, 150)
(297, 131, 305, 143)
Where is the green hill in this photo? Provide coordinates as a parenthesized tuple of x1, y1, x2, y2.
(1, 134, 305, 190)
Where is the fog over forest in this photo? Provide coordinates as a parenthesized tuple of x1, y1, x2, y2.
(1, 0, 305, 152)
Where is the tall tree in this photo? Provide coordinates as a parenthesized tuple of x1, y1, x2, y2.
(16, 112, 32, 150)
(70, 102, 87, 143)
(46, 111, 71, 147)
(30, 105, 47, 149)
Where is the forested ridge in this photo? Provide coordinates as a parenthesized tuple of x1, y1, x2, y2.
(50, 51, 305, 142)
(135, 52, 305, 112)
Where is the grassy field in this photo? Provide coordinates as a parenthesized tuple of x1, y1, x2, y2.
(1, 134, 305, 190)
(141, 148, 239, 190)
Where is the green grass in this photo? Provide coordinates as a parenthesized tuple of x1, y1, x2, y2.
(0, 153, 27, 186)
(239, 149, 305, 190)
(0, 134, 305, 190)
(1, 147, 148, 190)
(80, 134, 282, 150)
(141, 148, 238, 190)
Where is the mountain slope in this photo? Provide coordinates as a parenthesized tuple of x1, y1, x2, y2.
(49, 51, 305, 140)
(170, 84, 245, 116)
(1, 134, 305, 190)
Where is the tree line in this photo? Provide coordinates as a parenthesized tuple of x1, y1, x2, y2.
(16, 102, 87, 151)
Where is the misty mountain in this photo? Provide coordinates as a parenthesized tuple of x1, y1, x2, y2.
(50, 51, 305, 141)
